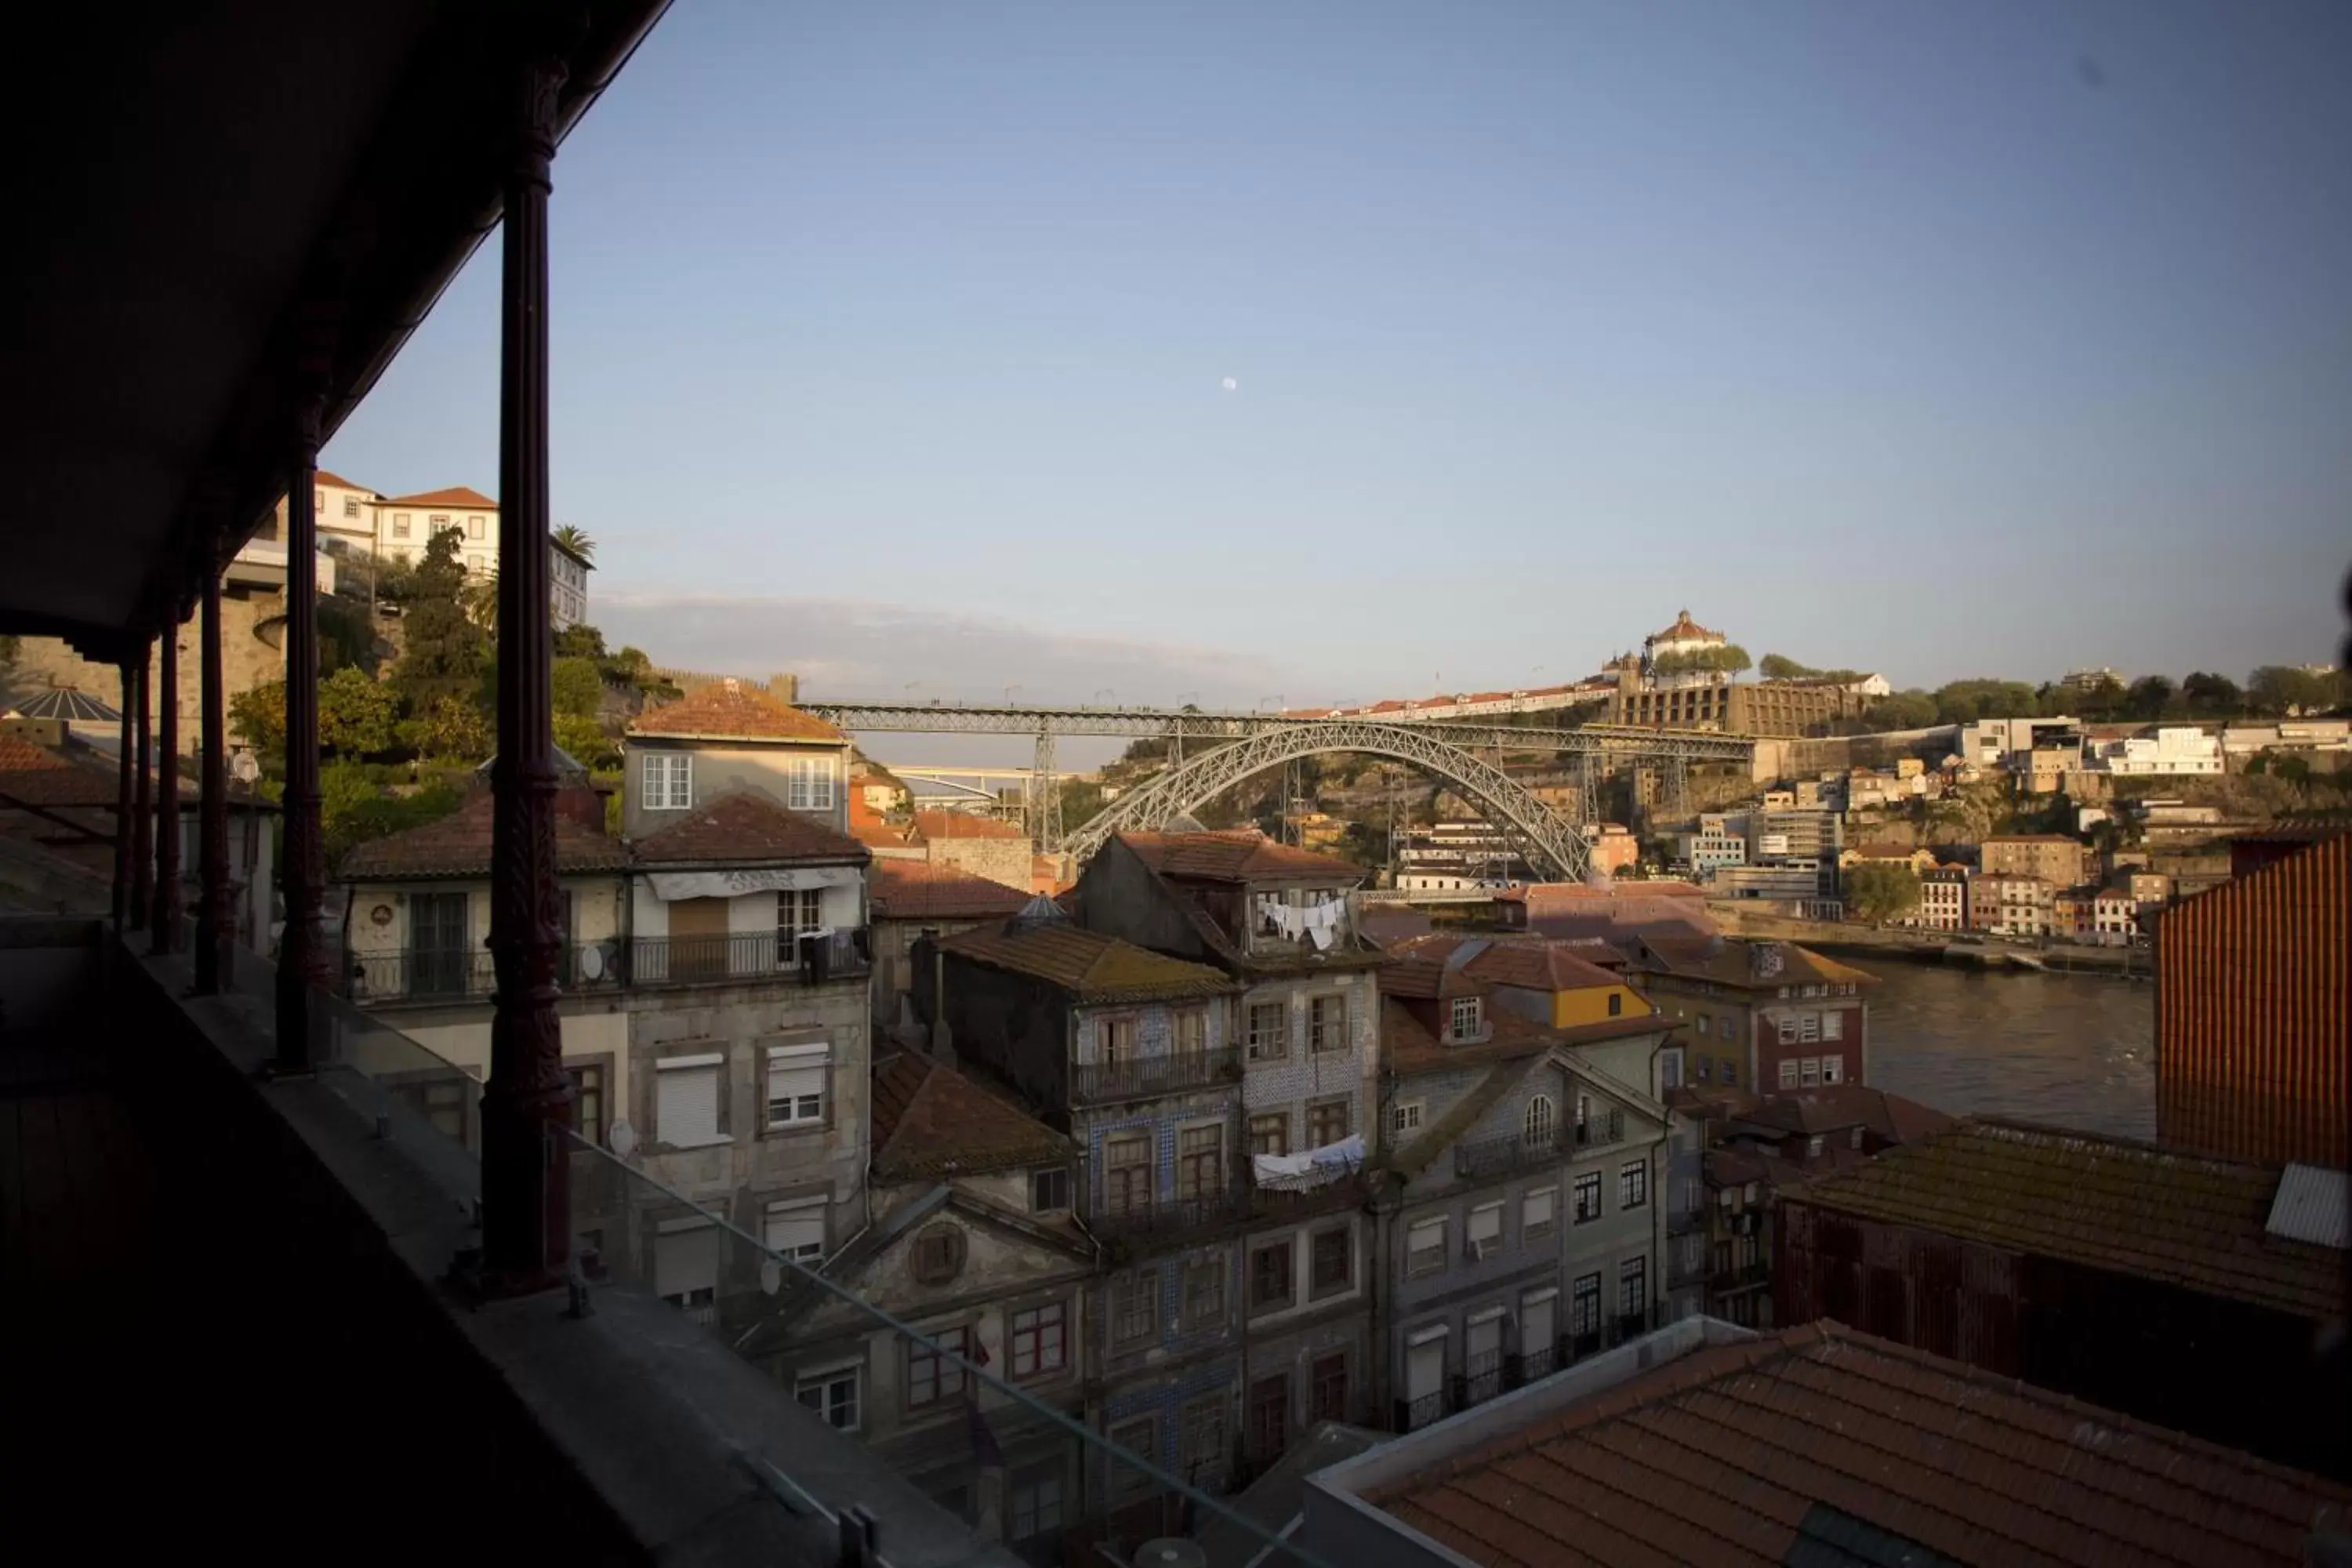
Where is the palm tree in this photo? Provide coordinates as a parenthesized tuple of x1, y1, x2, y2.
(462, 563, 499, 633)
(553, 524, 595, 563)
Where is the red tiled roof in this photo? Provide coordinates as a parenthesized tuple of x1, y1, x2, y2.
(0, 735, 77, 774)
(1635, 934, 1876, 992)
(1401, 935, 1630, 995)
(1491, 880, 1706, 904)
(378, 485, 495, 509)
(1381, 996, 1663, 1076)
(870, 859, 1030, 922)
(938, 920, 1234, 1004)
(1375, 1322, 2352, 1568)
(1646, 608, 1725, 644)
(314, 470, 370, 493)
(629, 682, 846, 742)
(869, 1053, 1068, 1181)
(632, 790, 867, 866)
(339, 790, 626, 880)
(913, 808, 1025, 842)
(1120, 829, 1364, 885)
(1734, 1084, 1953, 1144)
(1983, 833, 2082, 845)
(1795, 1119, 2346, 1320)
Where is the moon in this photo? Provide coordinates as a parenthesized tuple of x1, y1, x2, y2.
(1221, 376, 1239, 392)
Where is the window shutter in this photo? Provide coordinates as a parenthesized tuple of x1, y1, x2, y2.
(655, 1220, 720, 1299)
(766, 1043, 830, 1123)
(1521, 1290, 1556, 1352)
(658, 1055, 723, 1145)
(763, 1196, 826, 1258)
(1524, 1189, 1555, 1231)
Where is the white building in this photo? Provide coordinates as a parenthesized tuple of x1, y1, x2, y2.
(2090, 726, 2221, 777)
(294, 477, 592, 628)
(1957, 717, 2082, 768)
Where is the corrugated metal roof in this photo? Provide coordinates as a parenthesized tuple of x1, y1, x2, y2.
(2267, 1162, 2350, 1250)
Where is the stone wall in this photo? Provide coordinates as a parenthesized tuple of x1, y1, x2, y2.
(3, 581, 286, 752)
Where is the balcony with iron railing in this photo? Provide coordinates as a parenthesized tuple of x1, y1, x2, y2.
(1088, 1179, 1248, 1241)
(628, 927, 870, 988)
(1069, 1044, 1243, 1104)
(1455, 1126, 1562, 1181)
(1573, 1108, 1628, 1152)
(344, 944, 626, 1004)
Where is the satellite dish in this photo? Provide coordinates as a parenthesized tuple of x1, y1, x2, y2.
(579, 944, 606, 981)
(608, 1120, 637, 1159)
(1134, 1543, 1207, 1568)
(760, 1258, 783, 1296)
(232, 751, 261, 784)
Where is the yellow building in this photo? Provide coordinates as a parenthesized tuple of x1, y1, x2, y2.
(1397, 935, 1655, 1029)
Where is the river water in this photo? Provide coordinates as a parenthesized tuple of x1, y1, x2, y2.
(1855, 961, 2156, 1140)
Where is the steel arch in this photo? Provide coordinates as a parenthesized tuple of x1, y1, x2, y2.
(1063, 720, 1592, 880)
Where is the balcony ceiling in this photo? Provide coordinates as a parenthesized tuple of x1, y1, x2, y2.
(0, 2, 667, 662)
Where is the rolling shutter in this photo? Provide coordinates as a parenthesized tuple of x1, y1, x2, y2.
(657, 1053, 723, 1146)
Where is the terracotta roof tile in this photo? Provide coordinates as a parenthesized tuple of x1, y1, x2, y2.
(633, 790, 867, 866)
(339, 790, 627, 880)
(379, 485, 495, 508)
(1375, 1323, 2352, 1568)
(913, 808, 1025, 841)
(628, 683, 846, 742)
(1794, 1120, 2347, 1320)
(1120, 829, 1365, 885)
(1647, 608, 1725, 644)
(1381, 994, 1664, 1076)
(869, 1052, 1069, 1181)
(314, 470, 370, 493)
(870, 859, 1031, 921)
(1734, 1084, 1954, 1143)
(1634, 935, 1876, 992)
(938, 920, 1236, 1005)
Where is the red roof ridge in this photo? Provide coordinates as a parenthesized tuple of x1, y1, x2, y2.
(629, 681, 846, 743)
(632, 789, 867, 866)
(378, 485, 496, 509)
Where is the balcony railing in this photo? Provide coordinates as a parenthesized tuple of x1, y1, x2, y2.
(346, 945, 624, 1004)
(1088, 1182, 1247, 1240)
(1456, 1348, 1504, 1410)
(628, 927, 869, 987)
(1394, 1391, 1448, 1433)
(1069, 1046, 1241, 1104)
(1455, 1127, 1562, 1181)
(1710, 1263, 1771, 1293)
(1573, 1109, 1627, 1151)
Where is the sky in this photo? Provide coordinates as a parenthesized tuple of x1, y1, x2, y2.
(325, 0, 2352, 725)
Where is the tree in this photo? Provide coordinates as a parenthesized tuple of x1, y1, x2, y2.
(391, 529, 490, 724)
(318, 666, 398, 757)
(397, 693, 491, 760)
(1759, 653, 1809, 680)
(553, 524, 596, 562)
(230, 680, 288, 764)
(461, 562, 499, 632)
(1932, 679, 2040, 724)
(1651, 644, 1752, 677)
(553, 655, 604, 721)
(2248, 665, 2342, 717)
(2124, 675, 2176, 721)
(2067, 677, 2125, 720)
(2180, 671, 2241, 716)
(1843, 862, 1921, 924)
(554, 622, 608, 661)
(317, 589, 379, 676)
(555, 713, 620, 769)
(1863, 689, 1937, 730)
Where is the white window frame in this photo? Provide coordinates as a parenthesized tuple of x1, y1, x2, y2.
(1450, 996, 1483, 1037)
(1523, 1185, 1557, 1240)
(1388, 1100, 1425, 1138)
(1523, 1094, 1556, 1148)
(1821, 1009, 1844, 1041)
(1777, 1015, 1798, 1044)
(1798, 1011, 1820, 1044)
(642, 752, 692, 811)
(762, 1194, 827, 1262)
(1406, 1217, 1447, 1277)
(1821, 1054, 1845, 1086)
(1466, 1202, 1503, 1256)
(1800, 1056, 1821, 1087)
(795, 1363, 862, 1432)
(1778, 1058, 1800, 1091)
(1009, 1300, 1068, 1379)
(786, 753, 838, 811)
(765, 1042, 830, 1129)
(655, 1052, 727, 1149)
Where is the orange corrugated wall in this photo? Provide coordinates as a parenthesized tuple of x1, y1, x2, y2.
(2156, 835, 2350, 1167)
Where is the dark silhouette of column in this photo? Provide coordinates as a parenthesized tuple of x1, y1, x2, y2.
(129, 645, 154, 932)
(194, 567, 232, 993)
(111, 659, 135, 933)
(481, 42, 575, 1287)
(151, 612, 182, 953)
(276, 405, 332, 1069)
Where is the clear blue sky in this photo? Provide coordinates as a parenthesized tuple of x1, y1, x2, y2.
(327, 0, 2352, 713)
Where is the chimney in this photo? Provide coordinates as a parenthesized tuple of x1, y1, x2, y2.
(771, 672, 799, 702)
(556, 781, 608, 835)
(1748, 941, 1785, 981)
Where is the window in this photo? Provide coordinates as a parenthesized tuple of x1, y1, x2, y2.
(1112, 1271, 1156, 1347)
(777, 889, 823, 965)
(1250, 1240, 1294, 1311)
(1618, 1257, 1648, 1319)
(1696, 1013, 1711, 1037)
(1173, 1007, 1207, 1057)
(906, 1325, 971, 1409)
(1311, 1352, 1349, 1424)
(1011, 1467, 1063, 1541)
(342, 495, 360, 518)
(642, 752, 691, 811)
(392, 512, 411, 537)
(1307, 1097, 1350, 1149)
(1388, 1100, 1425, 1138)
(1467, 1203, 1502, 1258)
(1722, 1059, 1737, 1087)
(466, 514, 485, 539)
(1010, 1301, 1066, 1378)
(565, 1062, 605, 1149)
(655, 1053, 724, 1147)
(763, 1196, 826, 1262)
(1406, 1216, 1446, 1276)
(655, 1218, 719, 1315)
(1800, 1057, 1821, 1087)
(1311, 1227, 1352, 1293)
(1185, 1256, 1225, 1327)
(1248, 1374, 1288, 1460)
(1523, 1094, 1556, 1149)
(1109, 1418, 1156, 1497)
(1249, 1113, 1287, 1156)
(1849, 1126, 1864, 1150)
(1523, 1185, 1557, 1240)
(1573, 1171, 1602, 1223)
(786, 753, 836, 811)
(1807, 1134, 1825, 1159)
(1247, 1002, 1287, 1060)
(1178, 1124, 1223, 1201)
(1798, 1011, 1820, 1044)
(911, 1223, 967, 1286)
(1777, 1016, 1798, 1044)
(1450, 996, 1483, 1037)
(1821, 1009, 1844, 1041)
(1607, 991, 1623, 1017)
(1619, 1160, 1647, 1210)
(466, 553, 486, 574)
(1309, 994, 1345, 1052)
(1570, 1272, 1602, 1336)
(1822, 1055, 1845, 1085)
(1030, 1167, 1070, 1214)
(1697, 1055, 1713, 1083)
(796, 1367, 861, 1432)
(1778, 1058, 1800, 1090)
(1184, 1394, 1228, 1469)
(764, 1042, 829, 1129)
(429, 513, 450, 534)
(1100, 1014, 1137, 1066)
(1659, 1047, 1683, 1091)
(1105, 1132, 1152, 1218)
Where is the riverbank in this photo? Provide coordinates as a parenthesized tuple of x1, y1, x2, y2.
(1705, 902, 2151, 978)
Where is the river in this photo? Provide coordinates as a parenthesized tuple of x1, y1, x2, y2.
(1855, 962, 2156, 1140)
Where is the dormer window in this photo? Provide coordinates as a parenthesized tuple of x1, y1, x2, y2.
(1450, 996, 1483, 1038)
